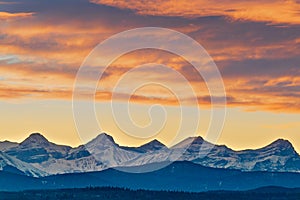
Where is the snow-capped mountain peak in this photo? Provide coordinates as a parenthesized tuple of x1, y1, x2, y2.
(5, 133, 71, 164)
(86, 133, 117, 148)
(256, 138, 299, 157)
(85, 133, 140, 167)
(1, 133, 300, 177)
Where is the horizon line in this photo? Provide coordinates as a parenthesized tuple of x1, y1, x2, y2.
(1, 132, 298, 154)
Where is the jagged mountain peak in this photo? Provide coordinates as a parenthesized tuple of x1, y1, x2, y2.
(20, 133, 49, 146)
(185, 136, 206, 145)
(171, 136, 206, 149)
(148, 139, 165, 146)
(269, 139, 293, 148)
(190, 136, 205, 144)
(7, 133, 71, 164)
(137, 139, 167, 152)
(89, 133, 116, 144)
(262, 138, 298, 156)
(142, 139, 165, 147)
(85, 133, 118, 151)
(1, 132, 300, 177)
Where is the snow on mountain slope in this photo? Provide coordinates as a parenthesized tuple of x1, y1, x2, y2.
(172, 136, 239, 168)
(0, 152, 46, 177)
(236, 139, 300, 172)
(1, 132, 300, 177)
(40, 136, 170, 173)
(5, 133, 71, 163)
(0, 133, 140, 176)
(0, 141, 18, 151)
(116, 139, 172, 168)
(32, 153, 105, 175)
(31, 134, 138, 175)
(172, 136, 300, 172)
(85, 133, 141, 167)
(119, 137, 232, 168)
(120, 136, 299, 173)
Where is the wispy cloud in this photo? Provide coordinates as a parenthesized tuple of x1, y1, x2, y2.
(91, 0, 300, 25)
(0, 11, 33, 20)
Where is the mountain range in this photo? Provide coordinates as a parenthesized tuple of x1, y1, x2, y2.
(0, 133, 300, 178)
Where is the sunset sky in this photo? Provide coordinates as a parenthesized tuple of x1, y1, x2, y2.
(0, 0, 300, 152)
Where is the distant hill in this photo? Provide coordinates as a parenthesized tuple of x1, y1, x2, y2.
(1, 186, 300, 200)
(1, 161, 300, 192)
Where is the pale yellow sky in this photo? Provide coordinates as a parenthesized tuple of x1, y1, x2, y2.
(0, 100, 299, 153)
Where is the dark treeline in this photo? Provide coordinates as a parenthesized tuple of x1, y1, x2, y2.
(1, 186, 300, 200)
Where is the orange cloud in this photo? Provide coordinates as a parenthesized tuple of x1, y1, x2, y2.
(1, 46, 300, 112)
(0, 83, 71, 100)
(0, 11, 34, 20)
(0, 0, 299, 113)
(91, 0, 300, 25)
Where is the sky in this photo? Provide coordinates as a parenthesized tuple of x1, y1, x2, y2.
(0, 0, 300, 152)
